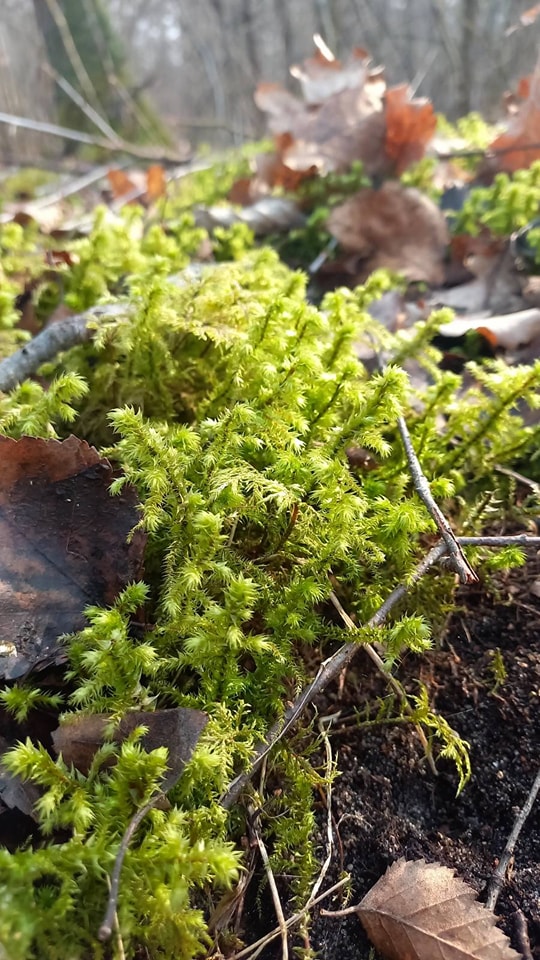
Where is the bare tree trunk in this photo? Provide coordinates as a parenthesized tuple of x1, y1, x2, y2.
(32, 0, 165, 142)
(457, 0, 479, 116)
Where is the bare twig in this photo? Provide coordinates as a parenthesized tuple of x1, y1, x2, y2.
(0, 304, 129, 393)
(436, 141, 540, 160)
(486, 765, 540, 911)
(221, 541, 447, 810)
(512, 909, 534, 960)
(459, 535, 540, 548)
(396, 415, 478, 584)
(99, 791, 166, 941)
(329, 590, 437, 776)
(309, 717, 336, 904)
(43, 64, 122, 144)
(42, 0, 105, 113)
(230, 877, 349, 960)
(0, 111, 191, 163)
(249, 808, 289, 960)
(494, 465, 540, 496)
(0, 163, 121, 225)
(221, 534, 540, 809)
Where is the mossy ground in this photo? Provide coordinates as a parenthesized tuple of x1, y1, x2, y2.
(0, 143, 540, 959)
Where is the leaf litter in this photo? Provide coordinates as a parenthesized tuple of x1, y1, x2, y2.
(0, 436, 145, 679)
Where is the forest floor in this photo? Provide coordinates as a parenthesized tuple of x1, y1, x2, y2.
(248, 550, 540, 960)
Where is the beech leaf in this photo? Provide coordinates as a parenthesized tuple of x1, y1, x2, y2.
(354, 858, 521, 960)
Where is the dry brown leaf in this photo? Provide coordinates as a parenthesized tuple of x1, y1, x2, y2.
(355, 858, 520, 960)
(327, 182, 448, 284)
(489, 59, 540, 172)
(384, 85, 437, 175)
(254, 42, 436, 183)
(289, 43, 374, 106)
(0, 436, 145, 679)
(145, 164, 166, 203)
(52, 708, 208, 789)
(107, 168, 137, 199)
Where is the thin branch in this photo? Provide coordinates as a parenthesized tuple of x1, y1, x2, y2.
(43, 64, 122, 144)
(437, 140, 540, 161)
(0, 304, 129, 394)
(511, 909, 534, 960)
(494, 465, 540, 496)
(459, 535, 540, 548)
(249, 808, 289, 960)
(328, 590, 437, 776)
(221, 541, 447, 810)
(99, 791, 166, 941)
(486, 765, 540, 911)
(0, 111, 191, 163)
(221, 534, 540, 809)
(42, 0, 105, 113)
(0, 165, 113, 225)
(396, 414, 478, 584)
(230, 877, 349, 960)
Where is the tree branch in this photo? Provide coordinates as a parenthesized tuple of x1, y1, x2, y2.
(0, 304, 129, 393)
(486, 765, 540, 911)
(0, 111, 191, 164)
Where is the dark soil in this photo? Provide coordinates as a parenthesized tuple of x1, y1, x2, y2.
(252, 555, 540, 960)
(310, 559, 540, 960)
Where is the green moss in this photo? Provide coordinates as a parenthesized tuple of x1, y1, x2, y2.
(0, 164, 539, 957)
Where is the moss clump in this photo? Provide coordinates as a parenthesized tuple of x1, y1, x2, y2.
(0, 188, 539, 958)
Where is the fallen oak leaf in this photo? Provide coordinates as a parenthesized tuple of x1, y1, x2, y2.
(145, 164, 166, 203)
(0, 436, 145, 679)
(488, 57, 540, 172)
(384, 84, 437, 175)
(322, 858, 520, 960)
(439, 307, 540, 350)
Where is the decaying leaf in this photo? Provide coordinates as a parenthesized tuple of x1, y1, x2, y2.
(107, 165, 166, 205)
(52, 708, 208, 788)
(439, 307, 540, 350)
(384, 84, 437, 175)
(327, 182, 448, 284)
(253, 40, 435, 182)
(195, 196, 305, 236)
(0, 436, 145, 679)
(330, 858, 520, 960)
(0, 735, 39, 820)
(488, 58, 540, 172)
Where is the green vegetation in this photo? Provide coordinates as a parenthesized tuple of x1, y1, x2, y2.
(0, 139, 538, 959)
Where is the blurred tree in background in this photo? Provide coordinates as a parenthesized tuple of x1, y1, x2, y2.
(0, 0, 538, 159)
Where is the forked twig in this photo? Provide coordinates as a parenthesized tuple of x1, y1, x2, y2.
(230, 877, 349, 960)
(486, 765, 540, 911)
(396, 414, 478, 584)
(328, 590, 437, 776)
(221, 535, 540, 809)
(0, 110, 191, 163)
(99, 791, 166, 941)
